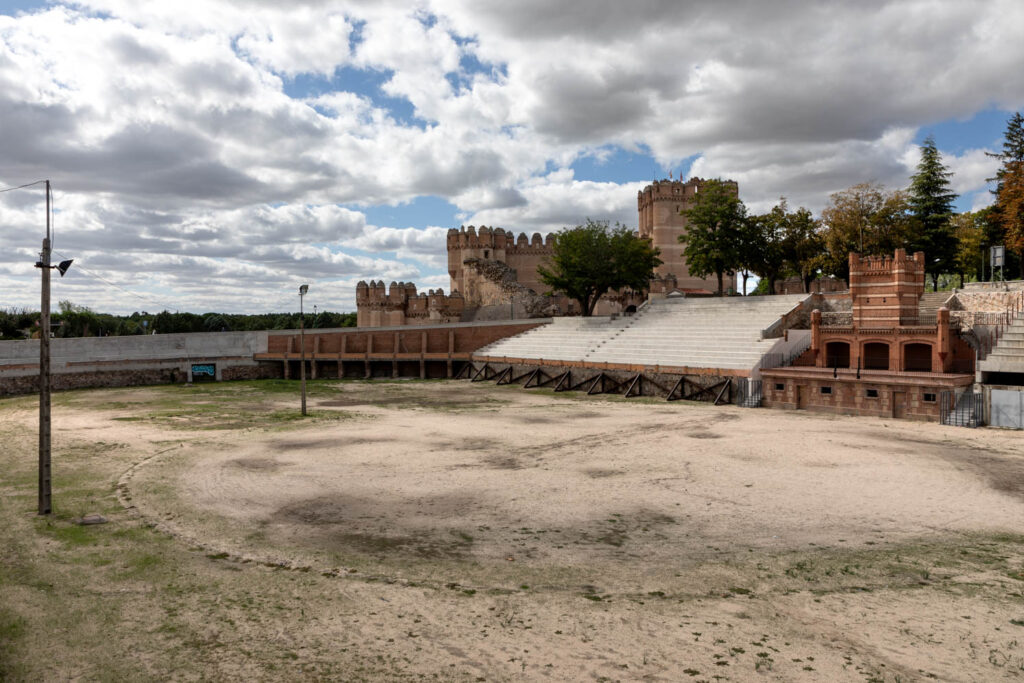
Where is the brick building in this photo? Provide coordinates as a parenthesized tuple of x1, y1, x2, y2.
(761, 249, 975, 420)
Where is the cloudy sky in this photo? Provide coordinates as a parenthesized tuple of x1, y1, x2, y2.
(1, 0, 1022, 314)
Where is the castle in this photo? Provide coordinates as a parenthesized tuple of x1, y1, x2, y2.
(356, 177, 723, 327)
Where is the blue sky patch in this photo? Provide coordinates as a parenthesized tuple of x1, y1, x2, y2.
(571, 146, 697, 184)
(283, 67, 421, 127)
(359, 195, 460, 230)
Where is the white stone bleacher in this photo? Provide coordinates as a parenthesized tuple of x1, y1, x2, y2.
(475, 294, 809, 371)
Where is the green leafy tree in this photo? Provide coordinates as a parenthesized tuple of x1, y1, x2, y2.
(997, 160, 1024, 273)
(744, 200, 789, 295)
(907, 135, 958, 290)
(986, 112, 1024, 278)
(679, 179, 744, 296)
(820, 183, 913, 281)
(538, 219, 661, 316)
(54, 300, 100, 338)
(951, 211, 985, 285)
(781, 205, 825, 293)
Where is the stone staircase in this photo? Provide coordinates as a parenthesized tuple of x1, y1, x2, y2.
(916, 291, 952, 325)
(978, 315, 1024, 375)
(942, 391, 982, 427)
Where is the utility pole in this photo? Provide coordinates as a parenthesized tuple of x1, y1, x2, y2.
(37, 180, 52, 515)
(299, 284, 309, 416)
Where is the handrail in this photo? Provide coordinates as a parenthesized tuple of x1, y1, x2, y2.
(760, 295, 815, 340)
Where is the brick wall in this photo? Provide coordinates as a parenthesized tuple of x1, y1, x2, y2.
(761, 370, 973, 421)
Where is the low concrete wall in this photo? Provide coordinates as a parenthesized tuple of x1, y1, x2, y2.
(0, 330, 277, 397)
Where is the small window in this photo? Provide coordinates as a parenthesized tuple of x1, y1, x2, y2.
(820, 386, 832, 395)
(775, 383, 785, 391)
(866, 389, 879, 398)
(923, 392, 937, 403)
(484, 250, 490, 259)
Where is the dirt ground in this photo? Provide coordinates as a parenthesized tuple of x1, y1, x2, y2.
(2, 379, 1024, 682)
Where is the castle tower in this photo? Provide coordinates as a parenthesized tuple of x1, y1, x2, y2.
(637, 177, 735, 291)
(849, 249, 925, 328)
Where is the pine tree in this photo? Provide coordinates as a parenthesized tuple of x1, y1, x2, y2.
(908, 135, 957, 290)
(988, 112, 1024, 194)
(989, 112, 1024, 277)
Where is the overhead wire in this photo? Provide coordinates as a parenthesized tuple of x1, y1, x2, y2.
(52, 249, 183, 313)
(0, 179, 47, 194)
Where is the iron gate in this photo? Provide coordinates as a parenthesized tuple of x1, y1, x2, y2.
(736, 379, 763, 408)
(939, 390, 983, 428)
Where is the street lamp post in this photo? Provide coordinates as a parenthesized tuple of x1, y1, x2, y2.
(299, 284, 309, 416)
(32, 179, 73, 515)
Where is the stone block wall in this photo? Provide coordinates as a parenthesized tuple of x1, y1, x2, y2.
(761, 371, 972, 421)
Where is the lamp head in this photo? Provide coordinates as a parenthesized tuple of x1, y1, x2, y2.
(299, 284, 309, 296)
(56, 259, 73, 277)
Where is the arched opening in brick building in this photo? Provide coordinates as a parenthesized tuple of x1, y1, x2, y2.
(863, 342, 890, 370)
(903, 342, 933, 372)
(825, 341, 850, 368)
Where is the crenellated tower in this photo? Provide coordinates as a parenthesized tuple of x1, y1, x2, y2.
(447, 225, 554, 297)
(355, 280, 464, 327)
(848, 249, 926, 328)
(637, 177, 736, 290)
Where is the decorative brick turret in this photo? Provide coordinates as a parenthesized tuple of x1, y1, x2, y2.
(849, 249, 925, 328)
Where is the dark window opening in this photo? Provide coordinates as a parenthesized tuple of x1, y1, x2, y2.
(923, 392, 937, 403)
(904, 343, 932, 372)
(866, 388, 879, 398)
(820, 386, 832, 395)
(825, 341, 850, 369)
(775, 383, 785, 391)
(863, 342, 890, 370)
(484, 250, 490, 259)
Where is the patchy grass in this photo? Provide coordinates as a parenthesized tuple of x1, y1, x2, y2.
(2, 380, 1024, 681)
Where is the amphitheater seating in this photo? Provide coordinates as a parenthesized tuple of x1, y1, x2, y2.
(474, 294, 809, 371)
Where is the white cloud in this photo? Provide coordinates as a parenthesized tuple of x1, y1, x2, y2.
(2, 0, 1023, 313)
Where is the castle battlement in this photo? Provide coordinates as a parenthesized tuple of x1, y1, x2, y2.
(358, 178, 732, 327)
(355, 280, 464, 327)
(446, 225, 554, 253)
(848, 249, 926, 328)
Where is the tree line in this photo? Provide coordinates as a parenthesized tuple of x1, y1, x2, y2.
(0, 303, 355, 340)
(680, 111, 1024, 295)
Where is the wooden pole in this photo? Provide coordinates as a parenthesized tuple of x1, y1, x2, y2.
(299, 291, 307, 416)
(38, 180, 52, 515)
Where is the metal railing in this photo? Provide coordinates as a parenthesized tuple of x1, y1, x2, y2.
(759, 337, 813, 371)
(736, 378, 762, 407)
(940, 390, 983, 428)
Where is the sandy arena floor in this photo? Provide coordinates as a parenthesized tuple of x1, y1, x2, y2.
(4, 379, 1024, 681)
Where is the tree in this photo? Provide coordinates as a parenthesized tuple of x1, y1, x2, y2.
(744, 199, 789, 295)
(988, 113, 1024, 278)
(780, 205, 825, 293)
(538, 219, 661, 316)
(54, 300, 100, 338)
(679, 179, 745, 295)
(988, 111, 1024, 194)
(819, 183, 913, 281)
(735, 213, 768, 296)
(907, 135, 958, 290)
(997, 160, 1024, 271)
(951, 211, 985, 285)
